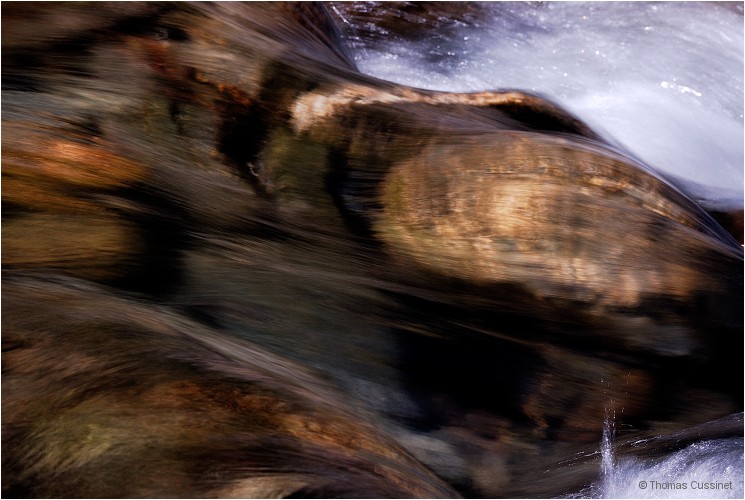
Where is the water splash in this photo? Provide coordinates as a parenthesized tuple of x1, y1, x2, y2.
(599, 404, 616, 491)
(574, 411, 744, 499)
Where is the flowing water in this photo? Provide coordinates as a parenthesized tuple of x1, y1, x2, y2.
(339, 1, 744, 209)
(595, 437, 744, 499)
(333, 3, 745, 496)
(3, 3, 742, 497)
(572, 412, 744, 499)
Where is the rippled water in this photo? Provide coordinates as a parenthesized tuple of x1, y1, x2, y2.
(343, 2, 744, 209)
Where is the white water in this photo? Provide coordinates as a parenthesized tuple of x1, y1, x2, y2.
(350, 2, 744, 209)
(573, 415, 744, 499)
(595, 438, 744, 499)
